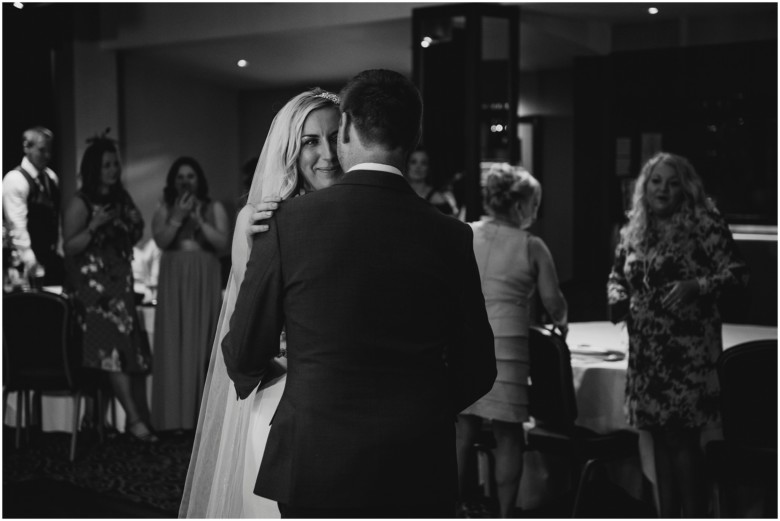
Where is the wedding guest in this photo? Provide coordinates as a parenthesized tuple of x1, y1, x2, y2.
(406, 146, 459, 216)
(3, 126, 64, 286)
(456, 163, 568, 518)
(151, 156, 229, 432)
(607, 152, 748, 517)
(63, 135, 154, 441)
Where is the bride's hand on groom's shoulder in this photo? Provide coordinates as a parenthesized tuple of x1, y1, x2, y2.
(247, 196, 281, 236)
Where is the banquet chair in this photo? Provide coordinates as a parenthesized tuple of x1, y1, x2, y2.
(2, 290, 97, 461)
(524, 325, 639, 517)
(706, 339, 777, 518)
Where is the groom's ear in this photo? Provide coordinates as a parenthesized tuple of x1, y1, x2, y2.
(339, 112, 350, 144)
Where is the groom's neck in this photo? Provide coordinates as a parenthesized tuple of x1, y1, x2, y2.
(346, 148, 406, 173)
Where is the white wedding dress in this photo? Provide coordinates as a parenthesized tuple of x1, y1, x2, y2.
(178, 208, 286, 517)
(178, 205, 286, 517)
(179, 174, 296, 518)
(242, 370, 286, 516)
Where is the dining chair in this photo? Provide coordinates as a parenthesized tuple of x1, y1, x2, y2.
(706, 339, 777, 517)
(524, 325, 639, 517)
(3, 290, 94, 461)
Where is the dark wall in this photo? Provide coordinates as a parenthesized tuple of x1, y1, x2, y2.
(608, 41, 777, 225)
(2, 4, 60, 174)
(573, 40, 778, 325)
(719, 239, 778, 326)
(3, 4, 101, 179)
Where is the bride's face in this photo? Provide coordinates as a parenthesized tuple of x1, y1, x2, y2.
(297, 106, 342, 191)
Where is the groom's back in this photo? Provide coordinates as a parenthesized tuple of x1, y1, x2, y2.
(258, 170, 475, 508)
(280, 173, 465, 363)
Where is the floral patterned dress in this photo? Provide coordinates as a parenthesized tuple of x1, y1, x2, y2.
(67, 190, 151, 373)
(607, 205, 748, 429)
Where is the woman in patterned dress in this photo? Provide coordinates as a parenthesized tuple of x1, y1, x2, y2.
(607, 152, 748, 517)
(64, 136, 155, 441)
(456, 164, 568, 517)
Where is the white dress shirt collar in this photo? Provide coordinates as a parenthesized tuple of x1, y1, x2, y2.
(347, 163, 403, 177)
(21, 157, 45, 178)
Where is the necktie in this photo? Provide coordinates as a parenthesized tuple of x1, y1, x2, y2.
(37, 170, 49, 198)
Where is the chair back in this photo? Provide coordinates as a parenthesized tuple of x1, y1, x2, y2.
(3, 291, 79, 391)
(529, 326, 578, 429)
(717, 339, 777, 449)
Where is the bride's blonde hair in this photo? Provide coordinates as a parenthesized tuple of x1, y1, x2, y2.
(247, 88, 341, 206)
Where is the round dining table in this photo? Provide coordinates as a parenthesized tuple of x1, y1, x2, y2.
(517, 320, 777, 511)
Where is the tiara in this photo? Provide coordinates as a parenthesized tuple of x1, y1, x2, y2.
(315, 91, 340, 105)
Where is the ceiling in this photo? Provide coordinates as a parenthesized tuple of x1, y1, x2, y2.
(99, 2, 777, 90)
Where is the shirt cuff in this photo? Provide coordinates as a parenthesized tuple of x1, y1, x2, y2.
(19, 248, 37, 270)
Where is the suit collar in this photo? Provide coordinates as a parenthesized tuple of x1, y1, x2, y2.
(335, 169, 414, 195)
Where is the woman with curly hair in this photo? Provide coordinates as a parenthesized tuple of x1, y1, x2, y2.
(63, 136, 154, 441)
(456, 163, 568, 517)
(607, 152, 748, 517)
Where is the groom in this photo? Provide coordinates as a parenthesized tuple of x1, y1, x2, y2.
(222, 69, 495, 518)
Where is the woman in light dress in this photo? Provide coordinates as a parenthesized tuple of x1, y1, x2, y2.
(179, 88, 343, 518)
(456, 164, 568, 518)
(151, 157, 229, 432)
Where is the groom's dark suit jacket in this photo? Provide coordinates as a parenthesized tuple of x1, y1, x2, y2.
(222, 169, 495, 510)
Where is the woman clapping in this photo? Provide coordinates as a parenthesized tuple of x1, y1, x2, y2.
(151, 157, 229, 432)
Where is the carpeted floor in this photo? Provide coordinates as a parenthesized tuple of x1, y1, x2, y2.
(3, 426, 656, 519)
(3, 427, 193, 518)
(456, 478, 655, 518)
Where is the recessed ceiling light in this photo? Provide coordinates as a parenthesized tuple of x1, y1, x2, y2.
(648, 7, 659, 15)
(420, 36, 433, 48)
(13, 2, 23, 8)
(237, 59, 248, 68)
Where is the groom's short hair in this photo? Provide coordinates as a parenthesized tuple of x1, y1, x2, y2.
(339, 69, 422, 155)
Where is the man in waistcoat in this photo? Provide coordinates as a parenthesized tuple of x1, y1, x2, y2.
(3, 126, 64, 286)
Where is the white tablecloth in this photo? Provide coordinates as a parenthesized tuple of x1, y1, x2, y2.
(518, 322, 634, 508)
(518, 321, 777, 509)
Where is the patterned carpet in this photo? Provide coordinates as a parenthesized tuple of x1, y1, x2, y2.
(3, 427, 193, 517)
(3, 427, 657, 518)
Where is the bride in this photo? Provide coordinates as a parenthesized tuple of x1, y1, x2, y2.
(178, 88, 343, 518)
